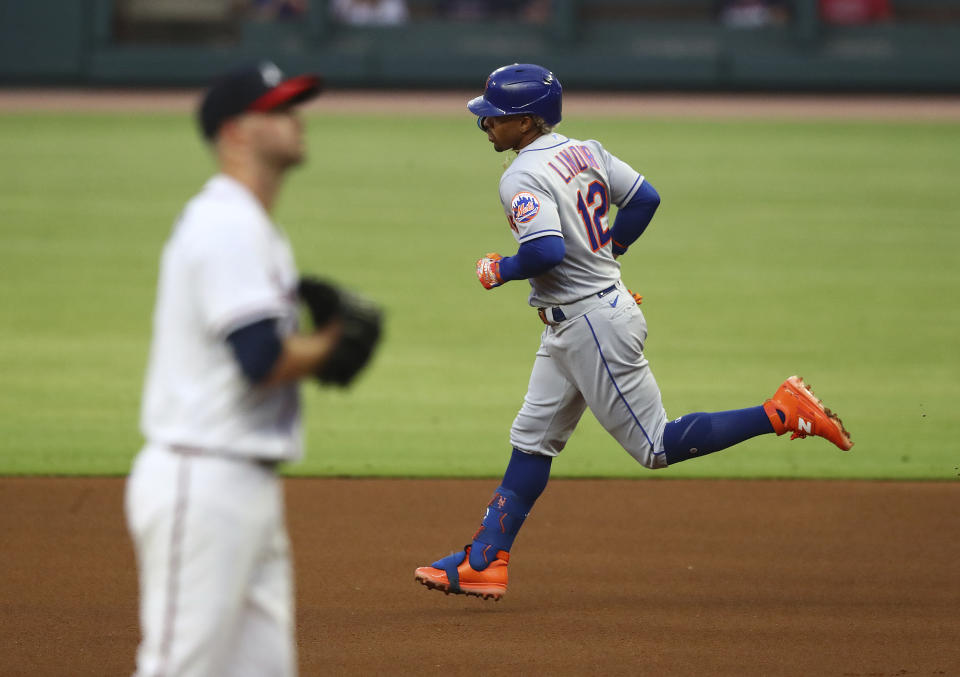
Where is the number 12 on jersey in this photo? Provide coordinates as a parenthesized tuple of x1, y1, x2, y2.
(576, 181, 611, 252)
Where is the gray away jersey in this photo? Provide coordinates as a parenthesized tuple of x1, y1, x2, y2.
(498, 133, 646, 307)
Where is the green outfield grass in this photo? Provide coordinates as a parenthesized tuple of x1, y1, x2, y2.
(0, 111, 957, 478)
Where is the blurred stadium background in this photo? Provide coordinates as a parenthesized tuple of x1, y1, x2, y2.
(2, 0, 960, 90)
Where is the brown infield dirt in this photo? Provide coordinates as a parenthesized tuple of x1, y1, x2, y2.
(1, 477, 958, 676)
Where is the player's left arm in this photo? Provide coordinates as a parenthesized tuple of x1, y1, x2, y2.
(262, 327, 344, 386)
(498, 236, 565, 280)
(478, 171, 564, 289)
(477, 236, 565, 289)
(226, 317, 342, 386)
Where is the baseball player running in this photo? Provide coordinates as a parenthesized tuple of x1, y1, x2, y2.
(414, 64, 853, 601)
(126, 62, 380, 676)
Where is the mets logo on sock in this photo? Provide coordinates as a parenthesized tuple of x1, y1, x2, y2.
(511, 191, 541, 224)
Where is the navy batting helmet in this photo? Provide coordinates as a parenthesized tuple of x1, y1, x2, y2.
(467, 63, 562, 130)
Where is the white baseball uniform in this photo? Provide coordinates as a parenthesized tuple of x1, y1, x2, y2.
(502, 133, 669, 469)
(126, 174, 301, 677)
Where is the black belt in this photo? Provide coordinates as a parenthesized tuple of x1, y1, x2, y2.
(169, 444, 281, 471)
(537, 284, 617, 325)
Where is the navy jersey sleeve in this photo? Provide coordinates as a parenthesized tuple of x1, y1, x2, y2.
(498, 235, 566, 281)
(226, 318, 283, 385)
(610, 180, 661, 256)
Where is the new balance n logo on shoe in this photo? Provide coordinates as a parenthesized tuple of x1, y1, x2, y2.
(764, 375, 853, 450)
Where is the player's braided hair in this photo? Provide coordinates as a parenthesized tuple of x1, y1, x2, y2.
(530, 115, 554, 135)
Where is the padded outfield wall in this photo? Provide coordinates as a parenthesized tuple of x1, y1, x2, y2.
(1, 0, 960, 91)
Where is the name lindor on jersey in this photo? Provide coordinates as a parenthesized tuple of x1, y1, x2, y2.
(547, 144, 601, 184)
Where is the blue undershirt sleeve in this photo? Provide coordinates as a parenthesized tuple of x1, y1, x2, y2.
(226, 318, 283, 385)
(497, 235, 566, 282)
(610, 180, 660, 257)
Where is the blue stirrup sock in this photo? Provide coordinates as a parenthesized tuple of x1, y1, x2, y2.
(663, 406, 775, 465)
(501, 445, 552, 500)
(468, 448, 552, 571)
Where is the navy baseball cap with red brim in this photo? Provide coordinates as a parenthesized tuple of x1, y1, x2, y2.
(199, 61, 323, 140)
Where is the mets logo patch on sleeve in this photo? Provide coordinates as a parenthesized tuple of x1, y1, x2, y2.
(511, 192, 541, 224)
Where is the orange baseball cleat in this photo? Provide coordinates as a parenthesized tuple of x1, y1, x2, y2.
(763, 375, 853, 451)
(414, 545, 509, 601)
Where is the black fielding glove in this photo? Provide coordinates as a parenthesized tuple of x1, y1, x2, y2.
(297, 276, 383, 387)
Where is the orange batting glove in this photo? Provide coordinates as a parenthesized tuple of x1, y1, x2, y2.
(476, 253, 504, 289)
(628, 288, 643, 305)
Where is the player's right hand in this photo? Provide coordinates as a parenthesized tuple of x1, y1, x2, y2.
(476, 253, 504, 289)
